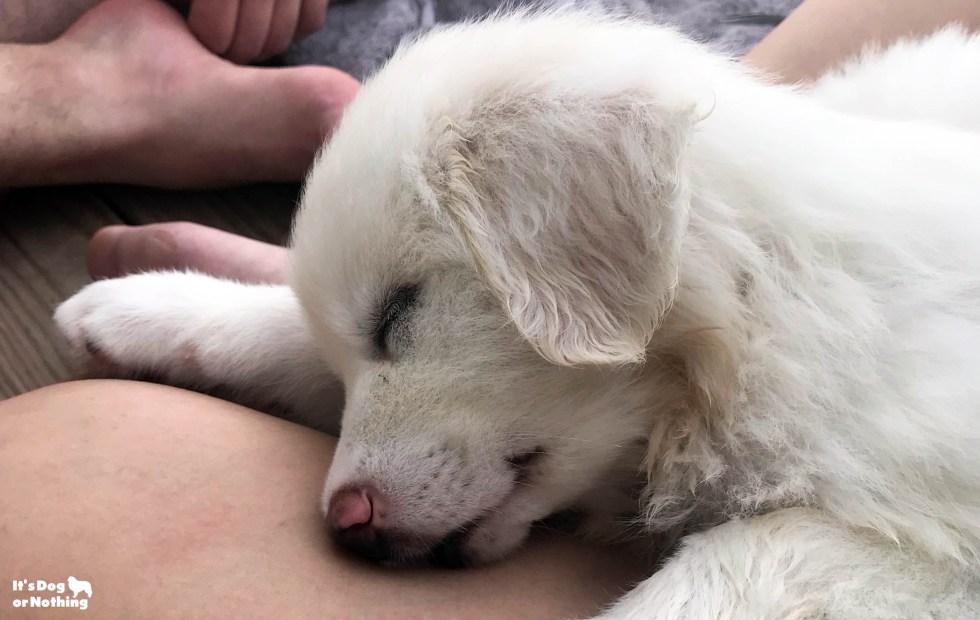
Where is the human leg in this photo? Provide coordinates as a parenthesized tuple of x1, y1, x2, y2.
(744, 0, 980, 83)
(0, 381, 645, 619)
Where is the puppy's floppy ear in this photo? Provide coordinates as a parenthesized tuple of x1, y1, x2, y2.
(427, 92, 695, 366)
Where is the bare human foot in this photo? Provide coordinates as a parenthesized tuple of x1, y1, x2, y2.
(182, 0, 330, 64)
(88, 222, 289, 284)
(2, 0, 359, 188)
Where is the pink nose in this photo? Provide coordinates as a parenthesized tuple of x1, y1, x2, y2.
(327, 484, 390, 561)
(327, 484, 378, 530)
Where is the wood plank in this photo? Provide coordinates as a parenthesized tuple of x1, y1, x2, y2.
(0, 183, 300, 400)
(0, 187, 123, 396)
(100, 183, 298, 243)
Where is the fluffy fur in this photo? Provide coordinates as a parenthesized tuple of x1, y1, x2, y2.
(56, 11, 980, 618)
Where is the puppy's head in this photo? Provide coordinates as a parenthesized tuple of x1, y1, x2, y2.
(292, 13, 705, 565)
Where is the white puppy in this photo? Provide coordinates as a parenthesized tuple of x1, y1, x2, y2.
(55, 12, 980, 618)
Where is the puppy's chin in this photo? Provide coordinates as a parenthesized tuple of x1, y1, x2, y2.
(378, 520, 533, 569)
(377, 517, 535, 569)
(456, 517, 537, 567)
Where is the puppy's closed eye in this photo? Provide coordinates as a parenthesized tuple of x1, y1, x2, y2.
(372, 285, 419, 360)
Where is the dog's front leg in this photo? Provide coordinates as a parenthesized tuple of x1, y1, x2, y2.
(54, 271, 342, 431)
(592, 507, 974, 620)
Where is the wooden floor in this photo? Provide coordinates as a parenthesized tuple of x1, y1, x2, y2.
(0, 184, 298, 400)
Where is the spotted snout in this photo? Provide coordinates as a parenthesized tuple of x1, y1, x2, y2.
(324, 442, 547, 566)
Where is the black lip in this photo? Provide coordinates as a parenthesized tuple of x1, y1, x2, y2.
(428, 527, 473, 569)
(338, 527, 473, 568)
(333, 524, 391, 562)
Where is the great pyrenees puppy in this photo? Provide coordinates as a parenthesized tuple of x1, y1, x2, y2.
(55, 11, 980, 618)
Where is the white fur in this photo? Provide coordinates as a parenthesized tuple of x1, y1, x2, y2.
(56, 12, 980, 618)
(54, 271, 342, 430)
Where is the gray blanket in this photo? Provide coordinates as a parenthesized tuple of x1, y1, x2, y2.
(282, 0, 803, 80)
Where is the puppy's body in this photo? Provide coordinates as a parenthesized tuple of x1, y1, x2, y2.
(56, 13, 980, 618)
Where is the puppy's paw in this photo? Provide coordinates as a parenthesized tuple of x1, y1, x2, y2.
(54, 275, 206, 381)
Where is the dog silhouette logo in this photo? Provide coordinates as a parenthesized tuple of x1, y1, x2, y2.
(66, 577, 92, 599)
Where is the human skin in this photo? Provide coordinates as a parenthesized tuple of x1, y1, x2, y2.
(81, 0, 980, 279)
(0, 0, 358, 188)
(742, 0, 980, 83)
(4, 0, 980, 190)
(0, 381, 647, 619)
(4, 0, 980, 617)
(0, 0, 327, 61)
